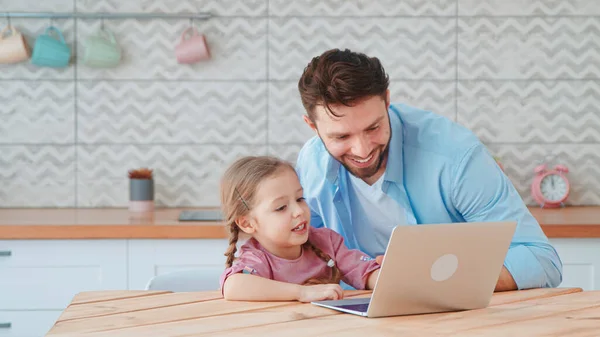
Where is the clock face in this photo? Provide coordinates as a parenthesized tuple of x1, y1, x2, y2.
(540, 174, 568, 202)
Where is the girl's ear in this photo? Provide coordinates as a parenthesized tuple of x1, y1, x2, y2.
(235, 215, 256, 234)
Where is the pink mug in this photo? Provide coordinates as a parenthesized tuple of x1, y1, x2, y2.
(175, 27, 210, 64)
(0, 25, 30, 64)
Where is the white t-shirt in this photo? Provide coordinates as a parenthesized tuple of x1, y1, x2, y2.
(348, 173, 407, 257)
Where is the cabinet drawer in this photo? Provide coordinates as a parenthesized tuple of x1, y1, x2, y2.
(0, 311, 62, 337)
(0, 240, 127, 310)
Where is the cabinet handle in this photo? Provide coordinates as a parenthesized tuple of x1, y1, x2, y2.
(0, 251, 11, 257)
(0, 322, 11, 328)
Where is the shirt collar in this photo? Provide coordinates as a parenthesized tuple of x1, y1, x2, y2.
(324, 107, 404, 186)
(383, 107, 404, 185)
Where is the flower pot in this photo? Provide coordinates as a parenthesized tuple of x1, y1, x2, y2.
(129, 178, 154, 212)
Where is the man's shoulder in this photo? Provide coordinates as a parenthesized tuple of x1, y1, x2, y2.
(391, 103, 482, 159)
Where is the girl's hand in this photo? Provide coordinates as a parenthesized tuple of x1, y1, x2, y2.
(297, 284, 344, 302)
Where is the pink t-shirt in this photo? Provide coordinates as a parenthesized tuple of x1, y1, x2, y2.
(219, 227, 380, 293)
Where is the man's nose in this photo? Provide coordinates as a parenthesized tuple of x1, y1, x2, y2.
(351, 136, 371, 158)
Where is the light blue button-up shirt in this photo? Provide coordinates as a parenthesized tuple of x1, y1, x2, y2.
(295, 103, 563, 290)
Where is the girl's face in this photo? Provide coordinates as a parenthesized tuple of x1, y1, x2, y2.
(242, 167, 311, 260)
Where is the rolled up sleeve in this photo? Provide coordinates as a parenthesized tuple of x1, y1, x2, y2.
(451, 143, 563, 289)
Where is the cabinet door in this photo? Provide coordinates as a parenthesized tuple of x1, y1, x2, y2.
(0, 240, 127, 310)
(128, 239, 229, 291)
(549, 238, 600, 291)
(0, 311, 62, 337)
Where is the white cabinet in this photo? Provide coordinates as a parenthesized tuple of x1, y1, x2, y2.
(549, 238, 600, 291)
(0, 240, 127, 337)
(0, 311, 62, 337)
(0, 240, 127, 310)
(128, 239, 229, 291)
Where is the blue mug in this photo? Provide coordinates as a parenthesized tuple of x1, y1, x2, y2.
(31, 26, 71, 68)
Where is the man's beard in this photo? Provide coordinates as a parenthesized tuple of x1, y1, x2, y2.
(342, 144, 389, 180)
(321, 142, 390, 181)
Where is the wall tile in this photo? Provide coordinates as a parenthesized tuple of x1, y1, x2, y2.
(0, 19, 75, 80)
(269, 18, 455, 80)
(269, 144, 306, 165)
(459, 0, 600, 16)
(0, 0, 72, 11)
(458, 81, 600, 143)
(268, 81, 455, 144)
(458, 18, 600, 80)
(0, 81, 74, 144)
(76, 0, 267, 16)
(76, 18, 266, 80)
(0, 146, 75, 207)
(77, 145, 267, 207)
(487, 144, 600, 206)
(270, 0, 455, 16)
(77, 81, 267, 144)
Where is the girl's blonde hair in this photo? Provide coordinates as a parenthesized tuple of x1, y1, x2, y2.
(220, 155, 341, 285)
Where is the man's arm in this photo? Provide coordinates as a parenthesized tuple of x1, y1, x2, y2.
(451, 143, 563, 290)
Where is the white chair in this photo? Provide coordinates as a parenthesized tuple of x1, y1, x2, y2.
(145, 268, 221, 292)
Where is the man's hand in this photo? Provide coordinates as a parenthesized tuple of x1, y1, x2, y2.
(495, 266, 518, 292)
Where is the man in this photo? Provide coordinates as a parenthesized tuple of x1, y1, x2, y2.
(294, 48, 562, 291)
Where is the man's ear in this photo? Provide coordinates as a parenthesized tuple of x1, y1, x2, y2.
(303, 115, 318, 134)
(235, 215, 256, 234)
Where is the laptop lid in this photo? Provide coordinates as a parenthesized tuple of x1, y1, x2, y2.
(366, 221, 517, 318)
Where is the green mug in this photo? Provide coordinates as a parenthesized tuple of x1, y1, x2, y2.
(82, 28, 121, 68)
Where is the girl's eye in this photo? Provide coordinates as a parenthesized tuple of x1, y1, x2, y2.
(297, 197, 306, 203)
(368, 125, 379, 132)
(275, 205, 287, 212)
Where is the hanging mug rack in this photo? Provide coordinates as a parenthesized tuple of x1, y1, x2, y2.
(2, 12, 212, 20)
(0, 11, 213, 67)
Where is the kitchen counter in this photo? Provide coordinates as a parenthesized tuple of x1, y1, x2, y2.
(0, 206, 599, 239)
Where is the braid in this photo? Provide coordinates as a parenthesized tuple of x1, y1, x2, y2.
(224, 222, 239, 268)
(302, 240, 342, 285)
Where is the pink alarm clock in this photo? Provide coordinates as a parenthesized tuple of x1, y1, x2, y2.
(530, 164, 570, 208)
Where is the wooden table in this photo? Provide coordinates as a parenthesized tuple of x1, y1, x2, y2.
(44, 287, 600, 336)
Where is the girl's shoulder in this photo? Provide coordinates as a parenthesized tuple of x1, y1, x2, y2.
(308, 226, 344, 251)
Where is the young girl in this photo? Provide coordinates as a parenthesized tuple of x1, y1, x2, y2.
(219, 155, 381, 303)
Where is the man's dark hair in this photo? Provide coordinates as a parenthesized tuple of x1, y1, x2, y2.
(298, 48, 390, 122)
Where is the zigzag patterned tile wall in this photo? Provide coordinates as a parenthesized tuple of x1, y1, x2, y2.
(77, 81, 267, 144)
(458, 17, 600, 79)
(1, 81, 74, 144)
(1, 0, 600, 207)
(458, 0, 600, 16)
(0, 146, 75, 207)
(269, 17, 455, 80)
(269, 0, 455, 16)
(458, 81, 600, 143)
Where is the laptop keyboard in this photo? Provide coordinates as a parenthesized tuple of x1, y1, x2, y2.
(337, 302, 370, 313)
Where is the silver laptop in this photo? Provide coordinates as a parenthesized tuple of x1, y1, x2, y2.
(311, 221, 517, 318)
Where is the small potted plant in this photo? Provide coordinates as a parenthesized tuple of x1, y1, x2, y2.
(128, 167, 154, 212)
